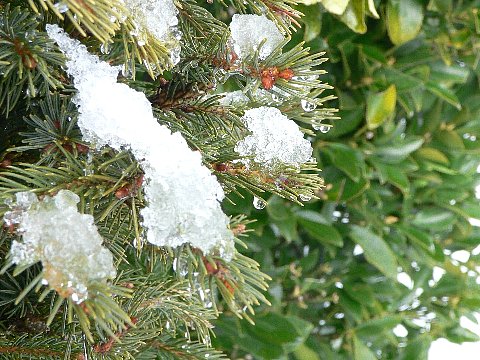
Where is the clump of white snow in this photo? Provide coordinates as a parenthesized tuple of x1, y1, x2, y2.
(235, 106, 313, 170)
(4, 190, 116, 303)
(229, 14, 284, 60)
(121, 0, 181, 65)
(46, 25, 234, 260)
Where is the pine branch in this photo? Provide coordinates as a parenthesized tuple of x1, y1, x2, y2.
(0, 334, 67, 359)
(145, 335, 227, 360)
(0, 5, 64, 116)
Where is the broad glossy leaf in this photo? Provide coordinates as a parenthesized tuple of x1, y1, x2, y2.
(446, 326, 480, 343)
(339, 290, 363, 323)
(301, 4, 322, 42)
(366, 0, 379, 18)
(325, 143, 364, 181)
(415, 147, 449, 165)
(366, 85, 397, 130)
(349, 225, 398, 279)
(214, 314, 313, 359)
(294, 344, 321, 360)
(426, 81, 462, 109)
(355, 315, 402, 336)
(430, 62, 470, 85)
(375, 68, 423, 92)
(435, 130, 465, 149)
(370, 160, 410, 193)
(412, 208, 456, 231)
(400, 336, 431, 360)
(320, 0, 349, 14)
(427, 0, 452, 13)
(340, 0, 367, 34)
(398, 225, 434, 253)
(374, 136, 424, 163)
(353, 336, 377, 360)
(298, 218, 343, 247)
(386, 0, 424, 45)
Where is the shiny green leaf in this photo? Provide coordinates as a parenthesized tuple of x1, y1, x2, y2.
(349, 226, 398, 279)
(366, 85, 397, 130)
(386, 0, 424, 45)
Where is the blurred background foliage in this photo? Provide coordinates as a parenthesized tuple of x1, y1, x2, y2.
(211, 0, 480, 359)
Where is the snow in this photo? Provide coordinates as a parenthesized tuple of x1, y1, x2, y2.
(235, 106, 313, 171)
(121, 0, 181, 64)
(229, 14, 284, 60)
(46, 25, 234, 260)
(4, 190, 116, 303)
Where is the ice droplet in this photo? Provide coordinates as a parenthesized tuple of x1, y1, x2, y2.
(100, 43, 110, 54)
(253, 196, 266, 210)
(301, 99, 316, 112)
(54, 1, 69, 13)
(299, 194, 311, 202)
(319, 125, 331, 134)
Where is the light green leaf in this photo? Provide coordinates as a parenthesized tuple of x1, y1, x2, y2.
(294, 344, 321, 360)
(340, 0, 367, 34)
(426, 81, 462, 109)
(374, 137, 424, 162)
(435, 130, 465, 150)
(386, 0, 424, 45)
(366, 0, 379, 18)
(415, 147, 450, 165)
(349, 225, 398, 279)
(353, 336, 377, 360)
(355, 315, 402, 336)
(325, 143, 364, 182)
(366, 85, 397, 130)
(412, 208, 456, 231)
(299, 218, 344, 247)
(320, 0, 350, 14)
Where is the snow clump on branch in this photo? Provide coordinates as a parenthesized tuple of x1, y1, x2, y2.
(46, 24, 234, 261)
(4, 190, 116, 303)
(235, 106, 313, 171)
(229, 14, 284, 60)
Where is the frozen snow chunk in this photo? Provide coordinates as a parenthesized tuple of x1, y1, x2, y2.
(235, 106, 313, 170)
(46, 25, 234, 260)
(122, 0, 181, 64)
(229, 14, 284, 60)
(218, 90, 249, 106)
(5, 190, 116, 303)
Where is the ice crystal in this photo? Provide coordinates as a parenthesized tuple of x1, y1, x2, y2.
(46, 25, 234, 260)
(218, 90, 249, 106)
(4, 190, 115, 303)
(229, 14, 284, 60)
(121, 0, 181, 65)
(235, 106, 313, 170)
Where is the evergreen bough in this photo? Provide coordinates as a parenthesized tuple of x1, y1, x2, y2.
(0, 0, 336, 358)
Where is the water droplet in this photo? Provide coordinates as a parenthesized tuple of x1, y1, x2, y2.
(319, 125, 330, 133)
(122, 63, 133, 78)
(301, 99, 316, 112)
(271, 93, 281, 103)
(299, 194, 311, 202)
(100, 43, 110, 54)
(253, 196, 266, 210)
(54, 1, 69, 13)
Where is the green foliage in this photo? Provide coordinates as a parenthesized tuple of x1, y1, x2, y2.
(0, 0, 333, 357)
(210, 0, 480, 359)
